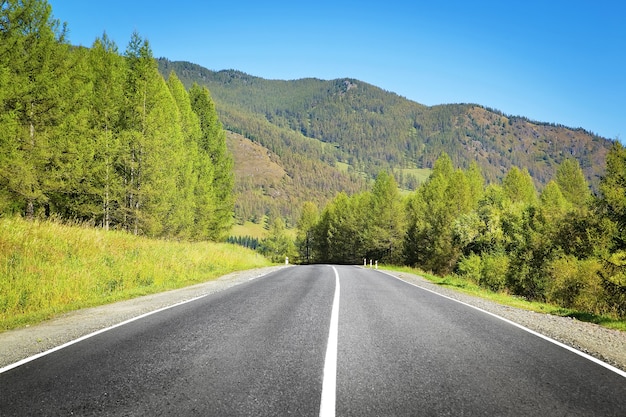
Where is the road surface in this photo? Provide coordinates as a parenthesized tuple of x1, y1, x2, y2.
(1, 265, 624, 416)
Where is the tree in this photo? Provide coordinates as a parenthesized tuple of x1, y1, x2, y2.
(404, 153, 473, 274)
(503, 166, 537, 206)
(367, 171, 405, 263)
(189, 83, 234, 240)
(259, 217, 296, 263)
(0, 0, 70, 218)
(86, 33, 126, 229)
(296, 201, 319, 264)
(555, 158, 590, 210)
(120, 32, 183, 236)
(166, 72, 200, 238)
(596, 142, 626, 316)
(599, 142, 626, 250)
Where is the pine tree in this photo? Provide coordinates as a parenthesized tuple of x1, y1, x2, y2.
(555, 158, 590, 211)
(121, 32, 182, 236)
(0, 0, 70, 218)
(367, 171, 405, 263)
(86, 33, 126, 229)
(503, 166, 537, 206)
(296, 201, 319, 264)
(166, 72, 200, 238)
(189, 83, 234, 240)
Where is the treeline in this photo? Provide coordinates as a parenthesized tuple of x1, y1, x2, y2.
(296, 147, 626, 318)
(0, 1, 233, 240)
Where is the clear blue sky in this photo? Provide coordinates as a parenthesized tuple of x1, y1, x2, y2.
(49, 0, 624, 141)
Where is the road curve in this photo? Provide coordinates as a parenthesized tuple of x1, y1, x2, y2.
(1, 265, 624, 416)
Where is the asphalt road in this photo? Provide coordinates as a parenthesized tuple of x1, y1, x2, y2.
(1, 265, 625, 416)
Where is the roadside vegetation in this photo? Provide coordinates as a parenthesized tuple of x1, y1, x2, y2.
(385, 266, 626, 332)
(0, 217, 270, 331)
(293, 147, 626, 324)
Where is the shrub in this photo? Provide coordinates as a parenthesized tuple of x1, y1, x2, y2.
(457, 253, 481, 283)
(480, 252, 509, 292)
(546, 255, 603, 313)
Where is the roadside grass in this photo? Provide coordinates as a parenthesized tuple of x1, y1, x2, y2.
(384, 265, 626, 332)
(0, 216, 272, 331)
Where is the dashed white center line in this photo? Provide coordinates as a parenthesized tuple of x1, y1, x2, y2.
(319, 266, 340, 417)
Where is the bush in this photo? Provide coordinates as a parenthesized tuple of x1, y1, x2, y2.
(457, 254, 481, 283)
(480, 253, 509, 292)
(546, 255, 603, 313)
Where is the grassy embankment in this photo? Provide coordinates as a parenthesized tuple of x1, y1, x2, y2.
(385, 265, 626, 332)
(0, 217, 272, 331)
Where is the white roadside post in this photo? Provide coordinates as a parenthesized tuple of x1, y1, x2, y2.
(285, 256, 289, 265)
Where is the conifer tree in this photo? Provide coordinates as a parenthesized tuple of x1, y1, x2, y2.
(166, 72, 200, 238)
(367, 171, 405, 263)
(0, 0, 69, 218)
(555, 158, 590, 211)
(404, 153, 472, 273)
(189, 83, 234, 240)
(121, 32, 183, 236)
(503, 166, 537, 206)
(296, 201, 319, 264)
(86, 33, 126, 229)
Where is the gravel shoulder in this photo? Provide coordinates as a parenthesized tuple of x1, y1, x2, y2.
(0, 266, 288, 369)
(383, 269, 626, 374)
(1, 265, 624, 374)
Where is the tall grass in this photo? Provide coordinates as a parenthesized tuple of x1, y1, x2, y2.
(0, 217, 272, 331)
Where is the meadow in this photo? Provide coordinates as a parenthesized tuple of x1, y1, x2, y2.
(0, 217, 272, 331)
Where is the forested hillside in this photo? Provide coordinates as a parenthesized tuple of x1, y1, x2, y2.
(0, 2, 232, 239)
(158, 59, 613, 191)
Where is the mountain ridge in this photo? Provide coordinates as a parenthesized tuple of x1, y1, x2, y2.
(157, 59, 614, 224)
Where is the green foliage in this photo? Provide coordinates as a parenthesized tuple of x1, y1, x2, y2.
(555, 158, 590, 210)
(404, 153, 477, 274)
(189, 83, 234, 240)
(479, 252, 509, 292)
(258, 218, 296, 263)
(0, 2, 234, 241)
(503, 166, 537, 205)
(546, 256, 603, 313)
(295, 202, 319, 264)
(307, 150, 626, 319)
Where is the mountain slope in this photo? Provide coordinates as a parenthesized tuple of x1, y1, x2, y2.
(158, 59, 614, 222)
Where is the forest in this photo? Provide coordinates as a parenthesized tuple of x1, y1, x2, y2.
(0, 0, 233, 240)
(159, 59, 614, 225)
(290, 152, 626, 319)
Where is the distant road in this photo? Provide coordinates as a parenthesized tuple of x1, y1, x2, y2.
(1, 265, 625, 416)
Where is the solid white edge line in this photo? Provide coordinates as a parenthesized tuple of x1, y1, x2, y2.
(0, 268, 283, 375)
(377, 269, 626, 379)
(0, 293, 212, 375)
(319, 266, 340, 417)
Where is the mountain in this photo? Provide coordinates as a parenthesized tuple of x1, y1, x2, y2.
(157, 59, 614, 224)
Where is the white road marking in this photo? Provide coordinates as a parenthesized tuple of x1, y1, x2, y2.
(0, 293, 216, 375)
(380, 270, 626, 379)
(319, 266, 340, 417)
